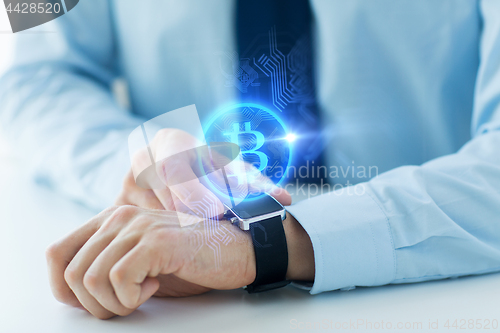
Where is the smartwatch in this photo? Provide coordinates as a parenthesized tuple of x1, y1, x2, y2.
(224, 193, 291, 293)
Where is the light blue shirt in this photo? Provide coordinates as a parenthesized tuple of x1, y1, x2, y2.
(1, 0, 500, 294)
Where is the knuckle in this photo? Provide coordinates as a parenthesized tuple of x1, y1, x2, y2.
(109, 266, 126, 287)
(45, 242, 61, 262)
(82, 272, 100, 293)
(93, 206, 120, 224)
(102, 205, 120, 215)
(103, 205, 140, 230)
(114, 205, 140, 218)
(64, 266, 80, 287)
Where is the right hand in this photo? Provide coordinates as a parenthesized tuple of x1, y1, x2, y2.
(116, 128, 292, 216)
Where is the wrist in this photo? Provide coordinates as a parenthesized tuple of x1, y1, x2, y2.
(240, 211, 315, 288)
(283, 213, 315, 281)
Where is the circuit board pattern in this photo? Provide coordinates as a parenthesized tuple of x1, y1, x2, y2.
(219, 27, 322, 162)
(254, 27, 315, 111)
(184, 195, 243, 271)
(220, 51, 260, 93)
(223, 27, 315, 113)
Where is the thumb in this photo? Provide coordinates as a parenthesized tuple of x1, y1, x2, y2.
(269, 185, 292, 206)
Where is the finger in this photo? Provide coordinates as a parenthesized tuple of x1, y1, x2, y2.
(64, 206, 138, 319)
(170, 179, 225, 217)
(204, 166, 249, 203)
(110, 243, 166, 309)
(152, 187, 176, 211)
(116, 170, 165, 210)
(162, 160, 224, 218)
(268, 185, 292, 206)
(205, 157, 292, 206)
(157, 153, 223, 216)
(45, 207, 117, 308)
(130, 147, 154, 181)
(217, 156, 250, 201)
(83, 231, 143, 316)
(244, 164, 292, 205)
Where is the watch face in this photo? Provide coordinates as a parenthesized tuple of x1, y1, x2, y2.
(230, 194, 283, 219)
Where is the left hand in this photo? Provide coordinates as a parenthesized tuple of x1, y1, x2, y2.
(45, 205, 256, 319)
(116, 128, 292, 213)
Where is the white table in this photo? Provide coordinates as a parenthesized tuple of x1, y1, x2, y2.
(1, 155, 499, 333)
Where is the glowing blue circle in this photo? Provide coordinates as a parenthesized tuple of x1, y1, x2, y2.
(203, 103, 292, 201)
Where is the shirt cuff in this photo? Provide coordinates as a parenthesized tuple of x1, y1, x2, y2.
(286, 183, 396, 294)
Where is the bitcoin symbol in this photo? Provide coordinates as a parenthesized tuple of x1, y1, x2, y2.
(204, 103, 291, 201)
(223, 122, 269, 172)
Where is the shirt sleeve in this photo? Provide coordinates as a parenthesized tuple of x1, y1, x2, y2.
(287, 0, 500, 295)
(0, 0, 143, 211)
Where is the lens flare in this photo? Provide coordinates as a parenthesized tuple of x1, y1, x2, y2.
(285, 133, 297, 143)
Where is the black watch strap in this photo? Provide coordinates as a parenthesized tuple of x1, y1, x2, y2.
(246, 215, 290, 293)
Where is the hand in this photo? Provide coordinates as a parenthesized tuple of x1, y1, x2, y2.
(116, 128, 292, 213)
(45, 205, 256, 319)
(45, 206, 315, 319)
